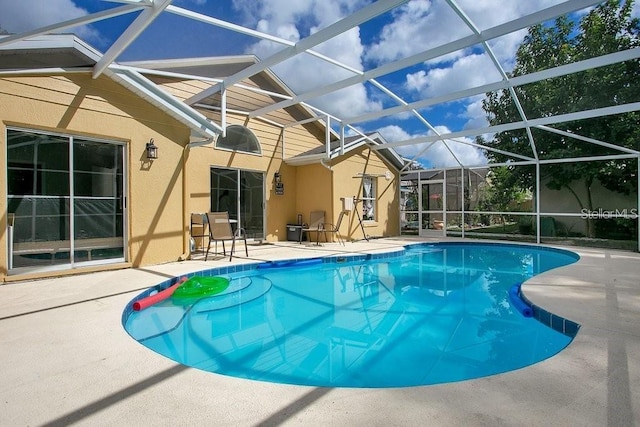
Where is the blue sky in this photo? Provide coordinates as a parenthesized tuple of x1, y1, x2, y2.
(1, 0, 634, 168)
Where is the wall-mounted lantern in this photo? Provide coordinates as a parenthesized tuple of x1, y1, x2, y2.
(146, 138, 159, 160)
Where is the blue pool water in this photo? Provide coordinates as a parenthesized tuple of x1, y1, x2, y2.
(124, 242, 580, 388)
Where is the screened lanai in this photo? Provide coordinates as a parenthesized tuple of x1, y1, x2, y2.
(1, 0, 639, 251)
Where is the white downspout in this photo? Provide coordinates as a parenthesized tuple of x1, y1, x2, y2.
(178, 133, 217, 261)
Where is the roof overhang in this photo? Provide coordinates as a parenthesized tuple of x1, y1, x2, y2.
(284, 153, 329, 166)
(285, 131, 406, 170)
(105, 66, 223, 139)
(123, 55, 331, 134)
(120, 55, 259, 79)
(0, 34, 222, 139)
(0, 34, 101, 71)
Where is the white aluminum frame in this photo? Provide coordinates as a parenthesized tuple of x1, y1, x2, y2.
(2, 0, 639, 250)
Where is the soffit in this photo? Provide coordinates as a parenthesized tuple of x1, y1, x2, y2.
(0, 34, 99, 70)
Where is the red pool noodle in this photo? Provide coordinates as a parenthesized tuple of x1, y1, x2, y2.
(133, 277, 187, 311)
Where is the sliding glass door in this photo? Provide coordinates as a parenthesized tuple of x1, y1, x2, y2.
(210, 167, 264, 239)
(6, 129, 126, 272)
(72, 140, 125, 263)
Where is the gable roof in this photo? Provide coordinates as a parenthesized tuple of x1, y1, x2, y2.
(121, 55, 332, 134)
(285, 131, 405, 170)
(0, 33, 406, 163)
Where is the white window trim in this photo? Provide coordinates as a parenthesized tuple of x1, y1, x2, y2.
(362, 176, 377, 222)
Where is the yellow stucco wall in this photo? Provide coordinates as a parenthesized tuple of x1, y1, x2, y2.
(0, 73, 190, 280)
(330, 146, 400, 241)
(295, 164, 333, 225)
(1, 72, 401, 280)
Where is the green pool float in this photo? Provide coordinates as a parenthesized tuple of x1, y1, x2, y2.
(172, 276, 230, 301)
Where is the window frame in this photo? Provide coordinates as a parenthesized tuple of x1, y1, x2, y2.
(215, 125, 262, 156)
(361, 176, 377, 222)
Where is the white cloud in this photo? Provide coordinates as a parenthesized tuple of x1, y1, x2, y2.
(255, 19, 301, 43)
(427, 138, 487, 167)
(366, 0, 565, 66)
(390, 1, 567, 140)
(0, 0, 101, 43)
(403, 54, 495, 136)
(461, 96, 489, 131)
(486, 31, 528, 72)
(406, 53, 501, 98)
(365, 0, 466, 64)
(234, 0, 365, 33)
(376, 124, 487, 168)
(377, 124, 412, 142)
(240, 0, 380, 118)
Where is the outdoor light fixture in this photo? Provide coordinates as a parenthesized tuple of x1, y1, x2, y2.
(146, 138, 158, 160)
(274, 171, 281, 183)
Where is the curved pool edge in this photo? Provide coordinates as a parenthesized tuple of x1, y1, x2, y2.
(416, 241, 582, 339)
(520, 289, 581, 338)
(517, 244, 632, 336)
(123, 241, 583, 340)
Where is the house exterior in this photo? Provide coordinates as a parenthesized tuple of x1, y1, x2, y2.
(0, 35, 404, 282)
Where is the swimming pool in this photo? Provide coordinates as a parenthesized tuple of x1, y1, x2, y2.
(124, 242, 580, 388)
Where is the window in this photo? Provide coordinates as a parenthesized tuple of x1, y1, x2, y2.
(215, 125, 262, 154)
(362, 176, 377, 221)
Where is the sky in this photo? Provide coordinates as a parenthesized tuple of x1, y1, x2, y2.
(1, 0, 637, 168)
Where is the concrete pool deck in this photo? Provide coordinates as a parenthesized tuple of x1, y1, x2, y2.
(1, 238, 638, 426)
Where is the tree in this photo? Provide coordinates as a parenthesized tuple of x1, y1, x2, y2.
(481, 0, 640, 237)
(482, 166, 531, 231)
